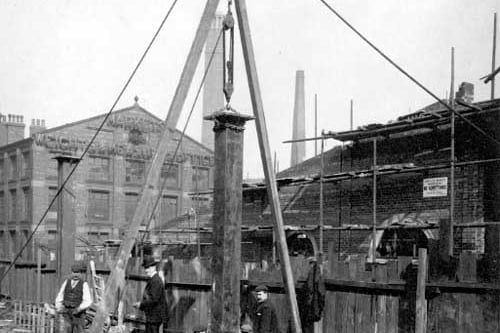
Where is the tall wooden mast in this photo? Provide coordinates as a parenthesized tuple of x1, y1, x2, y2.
(88, 1, 221, 331)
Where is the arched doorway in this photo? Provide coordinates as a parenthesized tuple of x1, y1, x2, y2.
(287, 231, 316, 257)
(360, 212, 438, 258)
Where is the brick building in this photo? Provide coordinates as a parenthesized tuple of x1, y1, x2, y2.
(0, 99, 214, 260)
(269, 94, 500, 259)
(162, 92, 500, 263)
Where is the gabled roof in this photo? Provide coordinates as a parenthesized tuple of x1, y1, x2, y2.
(35, 102, 214, 154)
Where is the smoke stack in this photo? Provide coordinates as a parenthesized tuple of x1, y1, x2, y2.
(455, 82, 474, 104)
(290, 70, 306, 167)
(201, 14, 225, 151)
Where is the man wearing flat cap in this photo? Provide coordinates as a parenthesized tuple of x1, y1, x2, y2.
(55, 262, 92, 333)
(133, 256, 168, 333)
(252, 285, 280, 333)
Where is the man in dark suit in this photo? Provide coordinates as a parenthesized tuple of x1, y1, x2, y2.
(133, 256, 168, 333)
(252, 285, 280, 333)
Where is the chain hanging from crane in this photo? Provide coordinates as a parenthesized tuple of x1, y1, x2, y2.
(222, 0, 235, 108)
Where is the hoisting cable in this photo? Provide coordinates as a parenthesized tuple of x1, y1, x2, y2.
(222, 0, 235, 108)
(107, 25, 225, 333)
(317, 0, 500, 147)
(0, 0, 180, 285)
(140, 27, 225, 243)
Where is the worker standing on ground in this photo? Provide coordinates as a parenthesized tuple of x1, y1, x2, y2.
(252, 285, 280, 333)
(133, 256, 168, 333)
(55, 262, 92, 333)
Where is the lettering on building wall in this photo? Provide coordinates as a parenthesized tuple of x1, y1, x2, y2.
(423, 177, 448, 197)
(106, 114, 164, 133)
(33, 133, 214, 166)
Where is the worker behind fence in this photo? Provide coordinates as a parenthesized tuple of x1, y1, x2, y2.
(133, 255, 168, 333)
(252, 285, 280, 333)
(55, 262, 92, 333)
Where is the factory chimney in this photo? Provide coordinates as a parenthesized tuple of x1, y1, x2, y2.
(290, 70, 306, 167)
(201, 14, 225, 151)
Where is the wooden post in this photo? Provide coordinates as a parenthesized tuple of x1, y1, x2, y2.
(492, 12, 497, 100)
(350, 99, 353, 131)
(205, 109, 253, 333)
(319, 136, 324, 261)
(314, 94, 318, 156)
(449, 47, 455, 257)
(54, 155, 79, 286)
(371, 138, 377, 263)
(415, 248, 428, 333)
(234, 1, 303, 331)
(36, 247, 41, 305)
(87, 1, 220, 331)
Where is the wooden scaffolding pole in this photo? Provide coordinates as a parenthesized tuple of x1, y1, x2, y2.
(449, 47, 455, 257)
(88, 1, 220, 331)
(234, 1, 303, 332)
(492, 12, 497, 100)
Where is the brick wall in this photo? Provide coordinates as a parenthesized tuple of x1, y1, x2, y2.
(247, 120, 490, 256)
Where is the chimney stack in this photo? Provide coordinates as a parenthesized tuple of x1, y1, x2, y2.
(290, 70, 306, 167)
(0, 113, 26, 146)
(30, 118, 47, 136)
(201, 14, 225, 151)
(455, 82, 474, 104)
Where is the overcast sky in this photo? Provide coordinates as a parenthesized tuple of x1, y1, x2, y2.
(0, 1, 499, 178)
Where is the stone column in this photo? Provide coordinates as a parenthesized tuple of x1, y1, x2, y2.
(54, 155, 79, 285)
(205, 109, 253, 333)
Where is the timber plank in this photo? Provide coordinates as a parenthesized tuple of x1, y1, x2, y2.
(353, 255, 373, 333)
(345, 259, 356, 333)
(438, 293, 459, 333)
(386, 260, 399, 333)
(481, 294, 499, 333)
(457, 253, 477, 333)
(457, 292, 474, 333)
(338, 261, 349, 333)
(329, 258, 341, 333)
(375, 264, 387, 333)
(324, 280, 336, 333)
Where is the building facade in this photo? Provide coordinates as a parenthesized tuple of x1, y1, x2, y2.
(0, 100, 214, 260)
(161, 94, 500, 264)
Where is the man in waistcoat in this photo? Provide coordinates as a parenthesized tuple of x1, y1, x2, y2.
(133, 256, 168, 333)
(55, 262, 92, 333)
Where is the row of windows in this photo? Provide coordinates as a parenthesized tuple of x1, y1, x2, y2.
(0, 152, 30, 181)
(0, 154, 211, 191)
(0, 188, 30, 222)
(88, 156, 210, 191)
(47, 188, 179, 224)
(123, 192, 178, 224)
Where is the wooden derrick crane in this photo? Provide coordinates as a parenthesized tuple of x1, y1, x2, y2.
(89, 1, 303, 332)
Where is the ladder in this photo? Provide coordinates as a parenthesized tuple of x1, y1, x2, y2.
(89, 260, 105, 305)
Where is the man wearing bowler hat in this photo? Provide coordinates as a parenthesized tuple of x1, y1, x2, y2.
(133, 256, 168, 333)
(252, 285, 280, 333)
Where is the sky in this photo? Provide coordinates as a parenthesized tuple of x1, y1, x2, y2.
(0, 1, 499, 179)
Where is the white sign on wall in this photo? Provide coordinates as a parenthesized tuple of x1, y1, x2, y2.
(423, 177, 448, 197)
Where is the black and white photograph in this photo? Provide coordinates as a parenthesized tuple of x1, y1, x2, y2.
(0, 1, 499, 332)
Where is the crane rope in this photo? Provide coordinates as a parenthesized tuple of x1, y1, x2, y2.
(317, 0, 500, 146)
(140, 28, 224, 243)
(0, 0, 180, 285)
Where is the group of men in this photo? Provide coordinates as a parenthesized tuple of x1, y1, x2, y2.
(56, 256, 280, 333)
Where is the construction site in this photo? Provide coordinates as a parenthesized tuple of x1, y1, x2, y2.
(1, 1, 500, 332)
